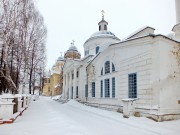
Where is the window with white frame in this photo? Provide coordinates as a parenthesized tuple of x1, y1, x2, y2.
(71, 87, 73, 99)
(100, 80, 103, 97)
(85, 84, 88, 97)
(105, 61, 110, 74)
(77, 71, 79, 78)
(128, 73, 137, 98)
(92, 82, 95, 97)
(105, 79, 110, 97)
(101, 68, 103, 75)
(72, 73, 74, 80)
(96, 46, 100, 54)
(112, 77, 115, 98)
(76, 86, 78, 98)
(112, 63, 115, 72)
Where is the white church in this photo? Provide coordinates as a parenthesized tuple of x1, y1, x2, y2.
(62, 0, 180, 121)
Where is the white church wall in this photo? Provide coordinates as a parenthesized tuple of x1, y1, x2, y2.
(78, 64, 88, 102)
(86, 37, 154, 110)
(115, 42, 153, 108)
(152, 38, 180, 114)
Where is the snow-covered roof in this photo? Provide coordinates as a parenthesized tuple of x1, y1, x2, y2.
(67, 45, 78, 52)
(125, 26, 155, 40)
(57, 56, 64, 61)
(90, 31, 116, 38)
(85, 30, 120, 44)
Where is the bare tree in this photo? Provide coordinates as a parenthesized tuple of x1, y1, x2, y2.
(0, 0, 47, 94)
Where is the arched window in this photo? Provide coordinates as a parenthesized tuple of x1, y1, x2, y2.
(96, 46, 100, 54)
(112, 63, 115, 72)
(101, 68, 103, 75)
(105, 61, 110, 74)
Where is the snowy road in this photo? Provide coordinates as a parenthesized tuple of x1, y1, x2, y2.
(0, 97, 180, 135)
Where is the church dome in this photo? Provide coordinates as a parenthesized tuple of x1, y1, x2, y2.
(83, 11, 120, 56)
(90, 31, 115, 38)
(86, 30, 119, 42)
(57, 56, 64, 61)
(67, 45, 78, 52)
(64, 42, 81, 59)
(84, 12, 120, 44)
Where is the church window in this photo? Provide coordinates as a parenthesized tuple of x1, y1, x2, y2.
(92, 82, 95, 97)
(77, 71, 79, 78)
(76, 86, 78, 98)
(48, 87, 50, 92)
(72, 73, 74, 79)
(104, 25, 107, 30)
(105, 61, 110, 74)
(112, 77, 115, 98)
(101, 68, 103, 75)
(71, 87, 73, 99)
(112, 63, 115, 72)
(99, 25, 101, 31)
(96, 46, 100, 54)
(105, 79, 110, 97)
(128, 73, 137, 98)
(101, 80, 103, 97)
(85, 84, 88, 97)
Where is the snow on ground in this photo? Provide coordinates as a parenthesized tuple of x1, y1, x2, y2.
(0, 97, 180, 135)
(51, 95, 62, 100)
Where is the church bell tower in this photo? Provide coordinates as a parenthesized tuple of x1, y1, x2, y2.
(98, 10, 108, 31)
(176, 0, 180, 24)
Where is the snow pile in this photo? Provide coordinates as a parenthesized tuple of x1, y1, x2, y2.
(52, 95, 61, 100)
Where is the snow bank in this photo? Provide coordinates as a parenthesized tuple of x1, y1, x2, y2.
(52, 95, 62, 100)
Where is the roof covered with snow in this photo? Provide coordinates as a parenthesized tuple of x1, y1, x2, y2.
(125, 26, 155, 40)
(85, 30, 120, 44)
(57, 56, 64, 61)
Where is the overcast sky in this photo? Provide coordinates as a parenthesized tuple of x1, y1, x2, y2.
(36, 0, 176, 69)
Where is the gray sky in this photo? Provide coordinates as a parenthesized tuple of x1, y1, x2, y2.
(36, 0, 176, 69)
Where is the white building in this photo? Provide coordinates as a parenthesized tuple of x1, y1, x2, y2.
(62, 0, 180, 121)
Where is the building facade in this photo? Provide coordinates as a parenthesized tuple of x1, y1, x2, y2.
(62, 1, 180, 121)
(42, 56, 64, 96)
